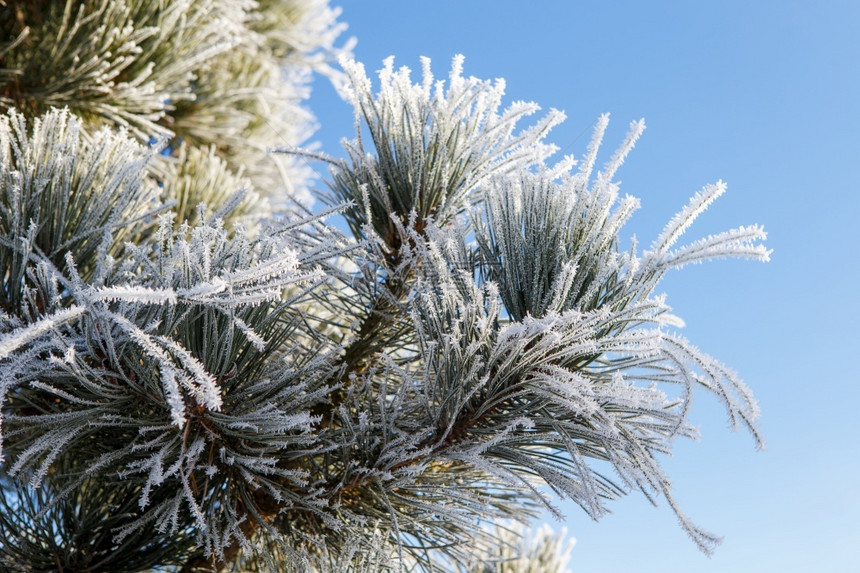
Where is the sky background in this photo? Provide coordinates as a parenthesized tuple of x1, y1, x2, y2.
(306, 2, 860, 571)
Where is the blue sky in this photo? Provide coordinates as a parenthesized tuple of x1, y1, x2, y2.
(308, 2, 860, 571)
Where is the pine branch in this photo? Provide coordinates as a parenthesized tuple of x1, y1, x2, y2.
(1, 5, 769, 566)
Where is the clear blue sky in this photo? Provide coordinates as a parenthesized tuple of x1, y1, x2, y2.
(308, 2, 860, 571)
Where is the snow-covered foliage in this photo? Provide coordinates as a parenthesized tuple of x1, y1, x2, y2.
(0, 0, 349, 215)
(316, 55, 564, 252)
(1, 3, 767, 571)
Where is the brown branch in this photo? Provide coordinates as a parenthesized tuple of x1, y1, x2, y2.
(310, 230, 416, 424)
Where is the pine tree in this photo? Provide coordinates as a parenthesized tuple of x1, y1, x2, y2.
(0, 2, 769, 571)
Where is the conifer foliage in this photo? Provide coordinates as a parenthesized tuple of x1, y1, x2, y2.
(0, 1, 768, 571)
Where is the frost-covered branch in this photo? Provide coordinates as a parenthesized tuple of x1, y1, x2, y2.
(0, 7, 767, 567)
